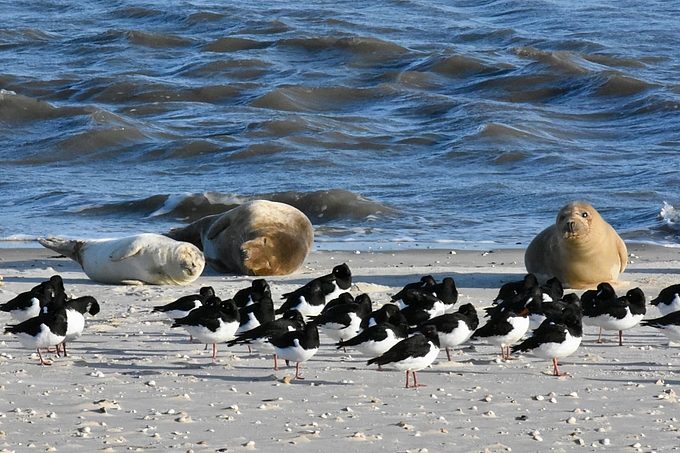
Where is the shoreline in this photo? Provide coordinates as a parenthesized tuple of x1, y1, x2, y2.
(0, 244, 679, 451)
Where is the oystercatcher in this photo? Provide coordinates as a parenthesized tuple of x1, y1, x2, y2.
(233, 279, 271, 308)
(471, 308, 530, 360)
(4, 303, 67, 365)
(59, 295, 100, 357)
(153, 286, 215, 321)
(512, 303, 583, 376)
(312, 293, 372, 344)
(276, 263, 352, 317)
(367, 324, 440, 388)
(1, 276, 64, 322)
(399, 290, 446, 327)
(583, 285, 646, 345)
(418, 303, 479, 361)
(269, 322, 320, 379)
(390, 275, 437, 304)
(641, 310, 680, 343)
(493, 273, 539, 305)
(361, 302, 400, 330)
(337, 311, 409, 366)
(650, 284, 680, 316)
(227, 309, 305, 370)
(171, 297, 240, 359)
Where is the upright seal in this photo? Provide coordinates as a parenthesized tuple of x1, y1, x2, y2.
(38, 234, 204, 285)
(165, 200, 314, 276)
(524, 201, 627, 289)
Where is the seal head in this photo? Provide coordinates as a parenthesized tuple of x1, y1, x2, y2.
(167, 200, 314, 276)
(525, 201, 627, 289)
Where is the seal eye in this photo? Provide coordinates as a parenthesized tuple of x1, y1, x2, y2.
(581, 212, 589, 218)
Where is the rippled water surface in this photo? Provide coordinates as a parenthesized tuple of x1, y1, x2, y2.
(1, 0, 679, 249)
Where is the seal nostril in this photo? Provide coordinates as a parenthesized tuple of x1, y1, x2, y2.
(240, 249, 249, 261)
(566, 221, 575, 233)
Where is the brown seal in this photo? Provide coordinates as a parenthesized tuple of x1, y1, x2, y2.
(524, 201, 628, 289)
(166, 200, 314, 276)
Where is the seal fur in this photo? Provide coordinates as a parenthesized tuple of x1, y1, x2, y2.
(38, 234, 204, 285)
(524, 201, 627, 289)
(165, 200, 314, 276)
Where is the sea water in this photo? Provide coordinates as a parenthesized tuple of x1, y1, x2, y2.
(1, 0, 679, 250)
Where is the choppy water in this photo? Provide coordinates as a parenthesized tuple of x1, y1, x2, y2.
(1, 0, 679, 250)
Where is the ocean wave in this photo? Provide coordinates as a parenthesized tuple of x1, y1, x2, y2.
(431, 54, 503, 78)
(73, 189, 395, 224)
(278, 36, 408, 57)
(126, 30, 194, 48)
(0, 90, 91, 121)
(659, 201, 680, 231)
(251, 85, 384, 113)
(203, 37, 272, 52)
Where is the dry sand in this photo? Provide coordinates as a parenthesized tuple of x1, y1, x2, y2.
(1, 243, 679, 453)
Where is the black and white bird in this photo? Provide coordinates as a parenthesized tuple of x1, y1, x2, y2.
(153, 286, 215, 321)
(171, 296, 240, 359)
(524, 286, 579, 331)
(650, 284, 680, 316)
(4, 303, 67, 365)
(641, 311, 680, 343)
(361, 303, 400, 330)
(582, 284, 646, 346)
(319, 292, 356, 315)
(581, 282, 618, 343)
(367, 324, 440, 389)
(269, 322, 320, 380)
(417, 303, 479, 361)
(393, 277, 458, 314)
(390, 275, 438, 304)
(511, 303, 583, 376)
(227, 309, 305, 369)
(336, 311, 409, 366)
(493, 273, 539, 305)
(233, 279, 271, 308)
(492, 274, 563, 310)
(1, 276, 64, 322)
(59, 295, 100, 357)
(471, 308, 530, 360)
(427, 277, 459, 313)
(276, 263, 352, 317)
(237, 294, 275, 335)
(312, 293, 372, 344)
(153, 286, 215, 342)
(399, 291, 446, 327)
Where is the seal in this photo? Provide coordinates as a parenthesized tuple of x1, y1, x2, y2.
(524, 201, 628, 289)
(165, 200, 314, 276)
(38, 234, 205, 285)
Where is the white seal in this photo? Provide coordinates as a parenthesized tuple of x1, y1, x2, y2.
(38, 234, 205, 285)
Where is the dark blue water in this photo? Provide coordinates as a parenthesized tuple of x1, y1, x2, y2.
(1, 0, 679, 249)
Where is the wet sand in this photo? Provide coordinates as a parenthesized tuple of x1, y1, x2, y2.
(1, 244, 679, 452)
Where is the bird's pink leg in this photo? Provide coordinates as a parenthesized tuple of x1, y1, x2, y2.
(294, 362, 305, 380)
(37, 349, 50, 366)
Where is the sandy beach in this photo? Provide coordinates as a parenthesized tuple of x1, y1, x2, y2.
(1, 243, 679, 453)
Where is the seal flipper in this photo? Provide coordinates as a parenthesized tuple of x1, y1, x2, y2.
(165, 214, 218, 250)
(109, 240, 143, 261)
(38, 237, 86, 265)
(206, 213, 234, 241)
